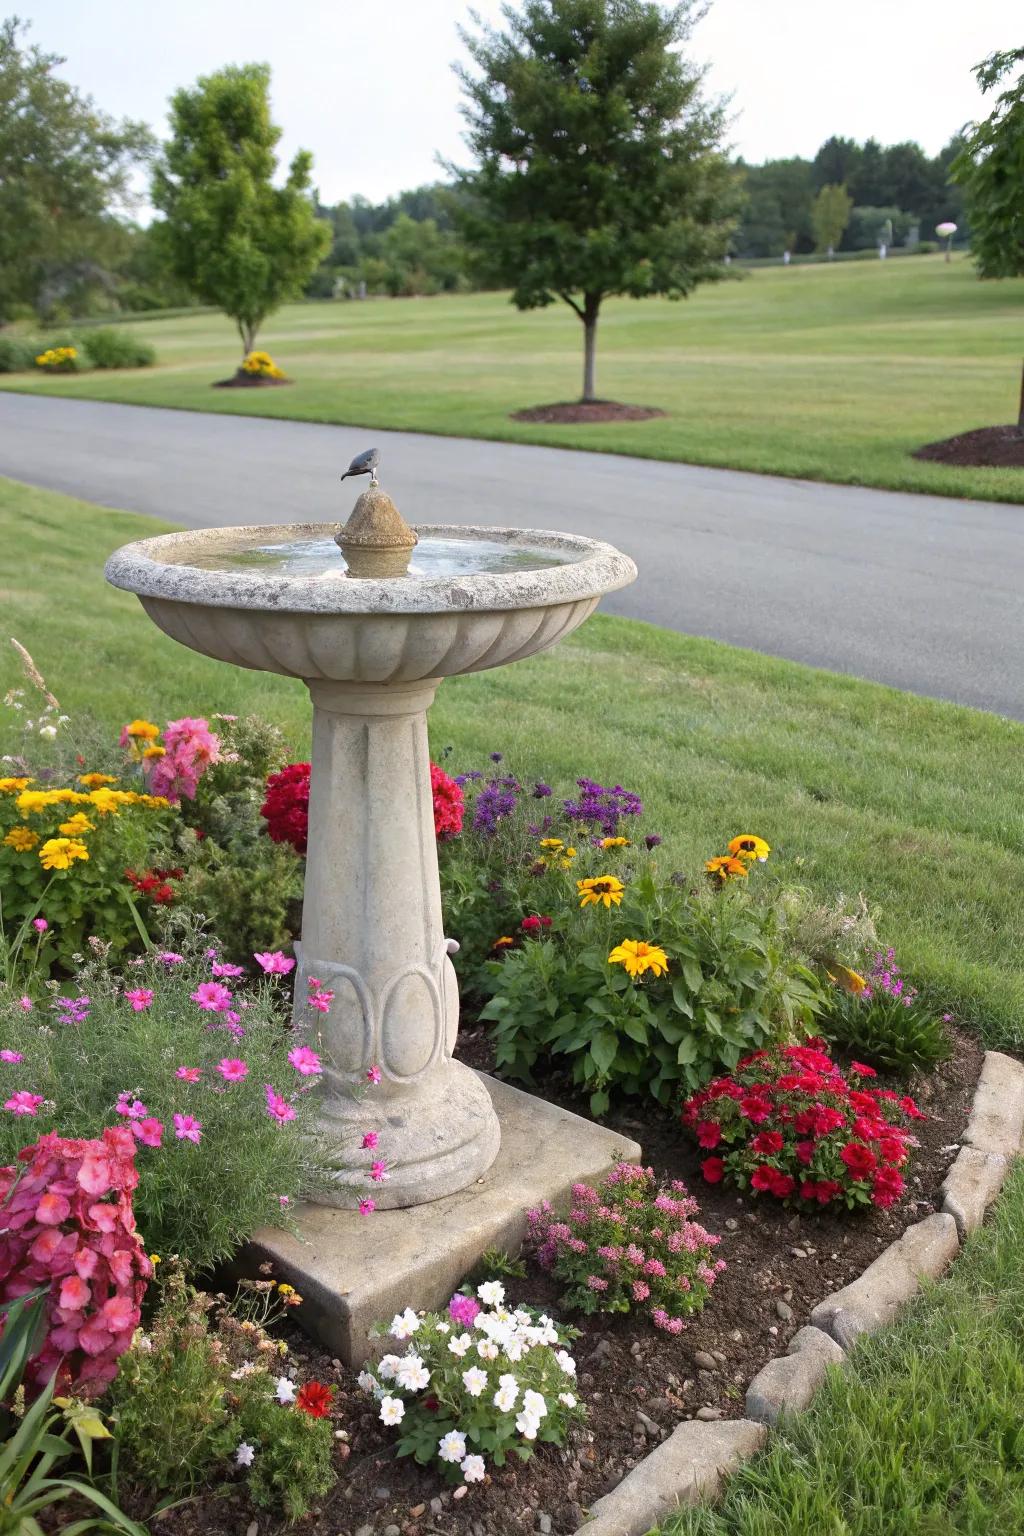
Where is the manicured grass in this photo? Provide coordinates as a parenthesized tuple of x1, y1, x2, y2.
(2, 257, 1024, 503)
(660, 1163, 1024, 1536)
(3, 474, 1023, 1050)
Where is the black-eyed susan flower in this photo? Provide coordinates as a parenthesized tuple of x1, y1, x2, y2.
(705, 855, 749, 882)
(578, 875, 625, 909)
(727, 835, 771, 862)
(608, 939, 669, 978)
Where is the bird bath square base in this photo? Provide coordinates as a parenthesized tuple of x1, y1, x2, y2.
(240, 1074, 640, 1366)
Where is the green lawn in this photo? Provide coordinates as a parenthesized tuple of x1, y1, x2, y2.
(2, 256, 1024, 503)
(3, 474, 1023, 1050)
(661, 1163, 1024, 1536)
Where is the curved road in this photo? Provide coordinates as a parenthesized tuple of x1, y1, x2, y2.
(1, 393, 1022, 717)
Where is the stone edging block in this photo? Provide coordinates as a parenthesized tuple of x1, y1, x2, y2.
(941, 1146, 1009, 1238)
(744, 1325, 846, 1425)
(962, 1050, 1024, 1158)
(576, 1418, 767, 1536)
(810, 1212, 959, 1349)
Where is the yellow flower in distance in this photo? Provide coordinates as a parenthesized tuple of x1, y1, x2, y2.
(705, 855, 749, 882)
(728, 835, 771, 863)
(4, 827, 38, 851)
(0, 777, 32, 794)
(608, 939, 669, 979)
(58, 813, 95, 836)
(600, 836, 630, 849)
(39, 837, 89, 871)
(578, 875, 625, 909)
(834, 964, 868, 995)
(124, 719, 160, 740)
(78, 773, 117, 789)
(538, 838, 564, 850)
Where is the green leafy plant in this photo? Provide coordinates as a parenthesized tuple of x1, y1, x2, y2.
(481, 866, 822, 1113)
(0, 1290, 145, 1535)
(0, 336, 36, 373)
(79, 329, 155, 369)
(820, 950, 950, 1074)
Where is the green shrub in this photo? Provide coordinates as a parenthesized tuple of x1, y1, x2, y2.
(0, 932, 330, 1269)
(80, 328, 156, 369)
(480, 866, 823, 1113)
(0, 335, 37, 372)
(820, 951, 950, 1075)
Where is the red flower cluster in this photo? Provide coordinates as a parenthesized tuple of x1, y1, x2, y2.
(125, 866, 183, 906)
(520, 914, 553, 935)
(261, 761, 464, 855)
(0, 1127, 152, 1396)
(261, 762, 311, 856)
(682, 1041, 923, 1212)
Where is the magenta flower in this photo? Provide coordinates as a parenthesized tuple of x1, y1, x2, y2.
(369, 1159, 389, 1183)
(158, 951, 184, 965)
(308, 991, 334, 1014)
(123, 988, 154, 1012)
(5, 1091, 44, 1116)
(361, 1131, 379, 1150)
(173, 1113, 202, 1143)
(278, 1194, 290, 1208)
(115, 1096, 148, 1121)
(264, 1084, 296, 1124)
(32, 918, 48, 933)
(358, 1197, 375, 1215)
(175, 1065, 201, 1083)
(254, 951, 295, 975)
(191, 981, 232, 1012)
(17, 998, 32, 1012)
(366, 1065, 382, 1085)
(0, 1050, 24, 1064)
(448, 1292, 481, 1327)
(217, 1058, 249, 1083)
(131, 1118, 164, 1148)
(211, 961, 245, 978)
(287, 1046, 322, 1076)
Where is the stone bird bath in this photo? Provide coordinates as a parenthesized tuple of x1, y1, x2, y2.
(105, 483, 636, 1211)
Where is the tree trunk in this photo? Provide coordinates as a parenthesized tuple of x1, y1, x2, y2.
(581, 296, 600, 403)
(238, 320, 258, 358)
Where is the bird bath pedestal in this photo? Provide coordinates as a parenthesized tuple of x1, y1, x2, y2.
(106, 485, 639, 1353)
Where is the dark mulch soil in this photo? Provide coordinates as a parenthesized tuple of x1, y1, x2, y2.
(913, 423, 1024, 468)
(213, 371, 293, 389)
(510, 400, 666, 424)
(139, 1027, 982, 1536)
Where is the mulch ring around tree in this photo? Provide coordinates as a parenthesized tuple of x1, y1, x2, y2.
(213, 370, 293, 388)
(913, 423, 1024, 468)
(144, 1027, 985, 1536)
(510, 400, 666, 424)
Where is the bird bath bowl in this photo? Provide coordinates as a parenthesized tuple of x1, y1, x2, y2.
(105, 486, 636, 1209)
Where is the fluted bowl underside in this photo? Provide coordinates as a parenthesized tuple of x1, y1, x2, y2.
(106, 523, 636, 684)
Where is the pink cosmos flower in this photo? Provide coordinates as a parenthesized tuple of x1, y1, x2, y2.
(217, 1058, 249, 1083)
(264, 1084, 296, 1124)
(287, 1046, 322, 1076)
(191, 981, 232, 1012)
(175, 1066, 202, 1082)
(358, 1198, 375, 1215)
(1, 1050, 24, 1063)
(132, 1118, 164, 1148)
(33, 918, 48, 933)
(370, 1159, 389, 1183)
(173, 1113, 202, 1143)
(361, 1131, 379, 1149)
(254, 951, 295, 975)
(5, 1091, 43, 1115)
(366, 1065, 382, 1084)
(211, 961, 245, 978)
(123, 989, 154, 1012)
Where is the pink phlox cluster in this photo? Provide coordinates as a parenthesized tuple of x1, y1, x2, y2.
(448, 1291, 481, 1327)
(0, 1127, 150, 1396)
(143, 717, 221, 803)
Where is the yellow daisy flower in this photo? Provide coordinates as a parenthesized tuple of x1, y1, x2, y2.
(78, 773, 117, 789)
(608, 938, 670, 979)
(705, 855, 749, 882)
(600, 836, 630, 849)
(727, 835, 771, 863)
(578, 875, 625, 909)
(0, 777, 32, 794)
(58, 813, 94, 836)
(38, 837, 90, 871)
(3, 827, 38, 851)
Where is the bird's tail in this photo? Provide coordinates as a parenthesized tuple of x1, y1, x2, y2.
(339, 471, 351, 481)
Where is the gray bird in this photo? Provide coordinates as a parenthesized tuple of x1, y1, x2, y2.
(340, 447, 380, 487)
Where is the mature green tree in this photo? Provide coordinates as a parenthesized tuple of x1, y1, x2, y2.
(810, 183, 853, 255)
(811, 135, 861, 193)
(450, 0, 738, 402)
(152, 63, 329, 357)
(0, 17, 152, 321)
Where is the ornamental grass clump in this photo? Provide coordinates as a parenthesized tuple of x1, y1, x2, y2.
(362, 1280, 584, 1484)
(820, 949, 951, 1074)
(0, 1126, 151, 1396)
(682, 1040, 926, 1212)
(527, 1163, 725, 1333)
(0, 931, 369, 1269)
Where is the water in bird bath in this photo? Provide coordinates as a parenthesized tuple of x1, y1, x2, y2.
(182, 532, 584, 580)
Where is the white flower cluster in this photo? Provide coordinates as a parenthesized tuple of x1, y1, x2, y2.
(361, 1280, 581, 1485)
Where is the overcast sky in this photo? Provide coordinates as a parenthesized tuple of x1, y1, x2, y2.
(21, 0, 1020, 206)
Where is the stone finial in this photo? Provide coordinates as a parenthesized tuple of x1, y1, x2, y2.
(336, 487, 419, 579)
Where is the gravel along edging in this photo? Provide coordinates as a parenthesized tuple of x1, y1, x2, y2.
(572, 1050, 1024, 1535)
